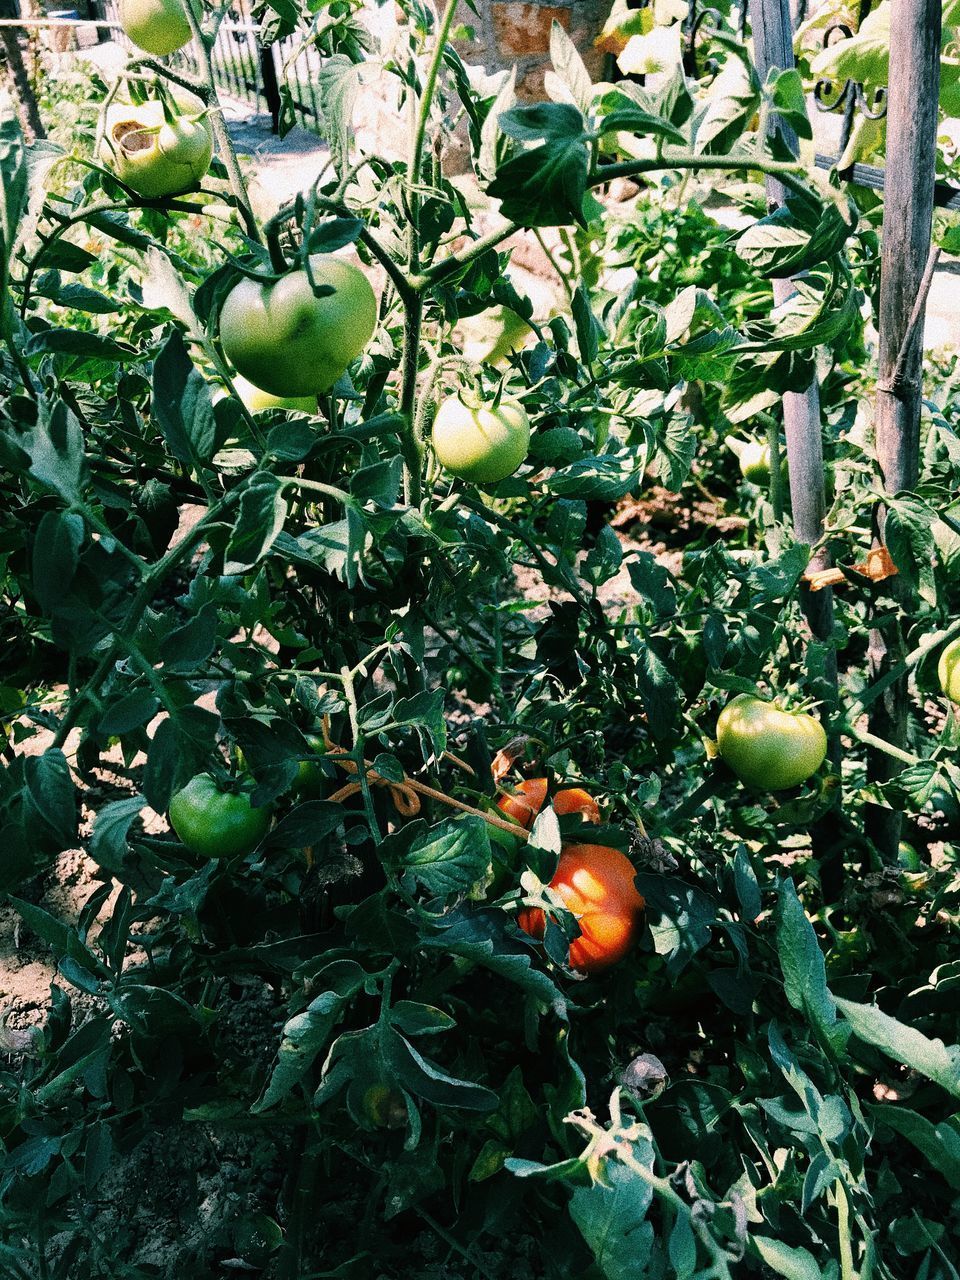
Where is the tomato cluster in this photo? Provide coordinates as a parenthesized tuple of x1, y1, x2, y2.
(496, 776, 644, 974)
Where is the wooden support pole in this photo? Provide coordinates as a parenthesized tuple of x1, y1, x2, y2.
(866, 0, 941, 859)
(749, 0, 841, 891)
(749, 0, 836, 646)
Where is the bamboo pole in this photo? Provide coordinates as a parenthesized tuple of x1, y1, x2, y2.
(866, 0, 941, 859)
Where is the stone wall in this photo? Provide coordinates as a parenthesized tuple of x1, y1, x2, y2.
(454, 0, 611, 98)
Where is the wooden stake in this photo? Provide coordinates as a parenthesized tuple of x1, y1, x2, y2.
(749, 0, 841, 893)
(866, 0, 941, 859)
(748, 0, 837, 649)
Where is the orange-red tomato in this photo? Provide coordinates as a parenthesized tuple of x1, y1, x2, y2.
(517, 843, 644, 974)
(552, 787, 601, 823)
(497, 777, 548, 829)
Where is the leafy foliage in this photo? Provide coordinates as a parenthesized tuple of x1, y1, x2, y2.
(0, 2, 958, 1278)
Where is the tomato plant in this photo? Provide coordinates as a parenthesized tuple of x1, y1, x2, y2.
(2, 0, 960, 1275)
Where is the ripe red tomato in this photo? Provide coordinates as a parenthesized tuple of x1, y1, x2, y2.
(497, 777, 547, 829)
(518, 843, 644, 974)
(552, 787, 601, 823)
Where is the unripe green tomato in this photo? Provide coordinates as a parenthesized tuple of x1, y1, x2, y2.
(233, 374, 316, 415)
(739, 441, 772, 485)
(360, 1084, 407, 1129)
(99, 89, 213, 199)
(219, 255, 378, 399)
(169, 774, 271, 859)
(739, 440, 788, 487)
(119, 0, 191, 55)
(716, 695, 827, 791)
(927, 786, 960, 839)
(938, 637, 960, 703)
(897, 841, 922, 871)
(293, 734, 327, 798)
(432, 395, 530, 484)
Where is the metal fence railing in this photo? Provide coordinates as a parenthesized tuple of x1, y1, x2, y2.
(0, 5, 325, 135)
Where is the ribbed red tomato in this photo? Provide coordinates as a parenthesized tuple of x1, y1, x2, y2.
(497, 777, 548, 829)
(497, 779, 601, 829)
(518, 843, 644, 974)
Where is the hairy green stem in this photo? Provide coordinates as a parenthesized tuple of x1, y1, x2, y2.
(399, 294, 425, 505)
(52, 486, 243, 749)
(179, 1, 260, 242)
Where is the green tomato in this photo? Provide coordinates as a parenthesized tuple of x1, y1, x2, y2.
(716, 694, 827, 791)
(293, 734, 327, 798)
(898, 841, 923, 871)
(739, 440, 772, 485)
(457, 306, 535, 367)
(169, 774, 271, 859)
(359, 1083, 407, 1129)
(432, 395, 530, 484)
(99, 89, 213, 199)
(938, 637, 960, 703)
(233, 374, 316, 415)
(119, 0, 191, 55)
(219, 255, 378, 399)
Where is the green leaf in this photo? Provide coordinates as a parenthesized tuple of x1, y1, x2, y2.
(23, 748, 77, 853)
(694, 60, 760, 155)
(733, 846, 762, 920)
(548, 453, 645, 501)
(316, 56, 361, 174)
(626, 551, 676, 619)
(224, 473, 290, 573)
(98, 690, 160, 736)
(635, 874, 715, 972)
(752, 1236, 826, 1280)
(401, 817, 491, 897)
(23, 399, 86, 502)
(277, 508, 370, 588)
(569, 1151, 656, 1278)
(31, 511, 84, 615)
(421, 907, 567, 1013)
(635, 642, 681, 742)
(737, 197, 853, 278)
(152, 328, 220, 471)
(489, 104, 589, 227)
(870, 1104, 960, 1190)
(835, 997, 960, 1099)
(384, 1026, 498, 1112)
(254, 961, 367, 1111)
(776, 878, 839, 1044)
(549, 19, 593, 112)
(159, 602, 219, 672)
(1, 98, 27, 332)
(582, 525, 623, 588)
(24, 328, 138, 363)
(89, 795, 145, 875)
(767, 67, 812, 141)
